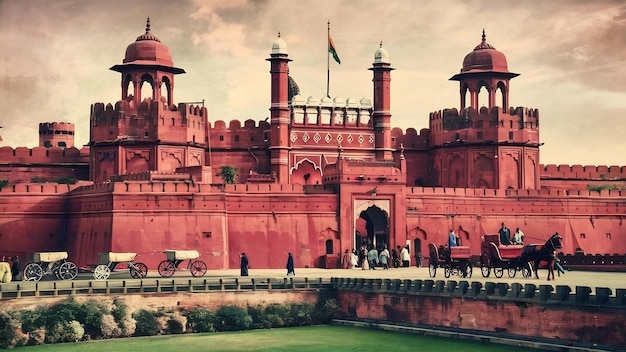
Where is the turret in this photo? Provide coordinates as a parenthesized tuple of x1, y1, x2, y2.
(266, 33, 292, 183)
(369, 42, 394, 162)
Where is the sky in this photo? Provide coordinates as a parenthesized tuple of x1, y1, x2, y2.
(1, 0, 626, 166)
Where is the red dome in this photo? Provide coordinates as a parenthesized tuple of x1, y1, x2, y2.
(460, 32, 510, 74)
(123, 19, 173, 67)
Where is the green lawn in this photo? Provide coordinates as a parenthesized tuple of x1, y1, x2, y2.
(14, 325, 539, 352)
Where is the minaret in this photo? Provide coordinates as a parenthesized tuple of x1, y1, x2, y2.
(266, 33, 292, 183)
(369, 42, 394, 161)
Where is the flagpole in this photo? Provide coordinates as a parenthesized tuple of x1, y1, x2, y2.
(326, 21, 330, 98)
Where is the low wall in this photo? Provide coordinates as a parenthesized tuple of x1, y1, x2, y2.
(332, 277, 626, 348)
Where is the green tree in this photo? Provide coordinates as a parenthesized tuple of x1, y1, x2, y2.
(220, 166, 239, 184)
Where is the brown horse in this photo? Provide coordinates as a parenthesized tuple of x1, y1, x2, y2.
(520, 233, 563, 281)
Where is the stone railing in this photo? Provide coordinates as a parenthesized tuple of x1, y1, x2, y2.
(0, 277, 331, 300)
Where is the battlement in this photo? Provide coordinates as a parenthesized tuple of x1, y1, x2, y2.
(90, 100, 207, 144)
(0, 183, 81, 194)
(390, 127, 430, 150)
(39, 121, 75, 148)
(541, 164, 626, 180)
(428, 106, 539, 146)
(0, 146, 89, 164)
(208, 119, 272, 149)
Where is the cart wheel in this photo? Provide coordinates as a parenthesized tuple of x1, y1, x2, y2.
(52, 262, 63, 279)
(494, 267, 504, 278)
(130, 262, 148, 279)
(58, 262, 78, 280)
(158, 260, 176, 277)
(24, 263, 43, 282)
(190, 260, 207, 277)
(522, 263, 532, 279)
(428, 263, 437, 277)
(508, 267, 517, 278)
(93, 265, 111, 280)
(480, 254, 491, 278)
(459, 262, 473, 278)
(444, 266, 451, 278)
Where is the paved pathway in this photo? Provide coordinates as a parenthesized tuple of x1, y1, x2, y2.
(158, 266, 626, 293)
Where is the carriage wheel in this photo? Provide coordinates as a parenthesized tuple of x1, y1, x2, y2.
(24, 263, 43, 282)
(480, 254, 491, 278)
(158, 260, 176, 277)
(508, 267, 517, 278)
(494, 267, 504, 278)
(52, 262, 63, 279)
(428, 263, 437, 277)
(93, 265, 111, 280)
(459, 262, 473, 278)
(522, 263, 532, 279)
(130, 262, 148, 279)
(190, 260, 207, 277)
(444, 266, 451, 278)
(57, 262, 78, 280)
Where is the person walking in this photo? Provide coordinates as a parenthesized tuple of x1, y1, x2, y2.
(286, 253, 295, 275)
(361, 248, 369, 270)
(367, 246, 378, 270)
(342, 249, 350, 269)
(10, 256, 20, 281)
(350, 249, 359, 269)
(401, 245, 411, 267)
(240, 252, 249, 276)
(379, 246, 390, 270)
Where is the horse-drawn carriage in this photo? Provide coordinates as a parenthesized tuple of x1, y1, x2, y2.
(480, 234, 532, 278)
(428, 243, 473, 278)
(24, 252, 78, 282)
(92, 252, 148, 280)
(158, 250, 207, 277)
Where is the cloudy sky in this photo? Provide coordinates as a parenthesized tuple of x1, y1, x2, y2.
(1, 0, 625, 166)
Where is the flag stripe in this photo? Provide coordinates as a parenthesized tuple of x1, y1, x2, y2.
(328, 35, 341, 64)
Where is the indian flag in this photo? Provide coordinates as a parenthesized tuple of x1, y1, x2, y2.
(328, 34, 341, 64)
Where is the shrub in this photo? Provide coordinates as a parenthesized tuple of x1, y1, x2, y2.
(247, 305, 271, 329)
(215, 305, 252, 331)
(184, 308, 216, 333)
(0, 311, 17, 348)
(313, 289, 341, 323)
(132, 309, 159, 337)
(289, 303, 314, 326)
(45, 320, 84, 344)
(100, 314, 122, 338)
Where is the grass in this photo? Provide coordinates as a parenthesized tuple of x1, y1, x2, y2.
(14, 325, 538, 352)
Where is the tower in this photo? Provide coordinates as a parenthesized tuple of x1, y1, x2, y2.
(429, 30, 540, 189)
(266, 33, 292, 183)
(39, 122, 75, 149)
(89, 18, 206, 183)
(369, 42, 394, 162)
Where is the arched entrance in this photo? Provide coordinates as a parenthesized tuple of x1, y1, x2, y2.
(353, 199, 391, 253)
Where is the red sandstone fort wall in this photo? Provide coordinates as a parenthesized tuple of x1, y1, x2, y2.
(2, 182, 625, 269)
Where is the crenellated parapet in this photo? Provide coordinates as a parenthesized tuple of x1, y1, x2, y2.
(0, 146, 89, 164)
(208, 119, 272, 150)
(90, 100, 207, 145)
(0, 182, 81, 194)
(428, 106, 539, 146)
(390, 127, 430, 151)
(39, 122, 75, 148)
(541, 164, 626, 180)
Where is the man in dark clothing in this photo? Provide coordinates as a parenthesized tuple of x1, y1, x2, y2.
(240, 253, 249, 276)
(499, 222, 511, 245)
(286, 253, 295, 275)
(11, 256, 20, 281)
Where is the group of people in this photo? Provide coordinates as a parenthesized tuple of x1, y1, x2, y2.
(239, 252, 296, 277)
(0, 256, 21, 283)
(499, 222, 525, 246)
(341, 244, 412, 270)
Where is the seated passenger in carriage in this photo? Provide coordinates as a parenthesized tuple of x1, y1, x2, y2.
(512, 228, 524, 245)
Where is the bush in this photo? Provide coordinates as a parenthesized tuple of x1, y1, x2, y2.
(0, 311, 17, 348)
(247, 306, 271, 329)
(215, 305, 252, 331)
(185, 308, 216, 333)
(132, 309, 159, 337)
(289, 303, 314, 326)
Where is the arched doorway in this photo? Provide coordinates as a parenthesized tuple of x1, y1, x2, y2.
(358, 205, 389, 252)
